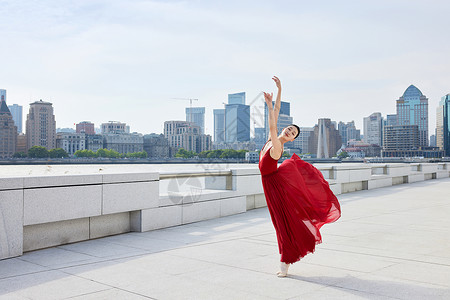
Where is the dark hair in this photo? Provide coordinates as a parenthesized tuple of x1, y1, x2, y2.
(288, 124, 300, 139)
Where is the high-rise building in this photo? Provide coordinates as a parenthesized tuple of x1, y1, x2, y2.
(185, 107, 205, 134)
(264, 101, 293, 142)
(338, 121, 360, 146)
(0, 91, 18, 158)
(385, 114, 397, 126)
(363, 113, 383, 146)
(213, 109, 225, 143)
(76, 121, 95, 135)
(296, 127, 314, 154)
(8, 104, 23, 133)
(225, 91, 250, 145)
(396, 85, 428, 146)
(228, 92, 246, 105)
(254, 127, 266, 151)
(309, 119, 341, 158)
(436, 94, 450, 156)
(26, 100, 56, 150)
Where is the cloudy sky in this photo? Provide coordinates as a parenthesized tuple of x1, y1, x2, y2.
(1, 0, 449, 136)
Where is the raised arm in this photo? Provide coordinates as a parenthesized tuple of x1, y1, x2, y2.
(264, 90, 283, 160)
(272, 76, 282, 125)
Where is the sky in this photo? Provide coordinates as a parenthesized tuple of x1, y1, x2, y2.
(1, 0, 449, 137)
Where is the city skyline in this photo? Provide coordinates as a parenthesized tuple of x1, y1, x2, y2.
(1, 1, 449, 134)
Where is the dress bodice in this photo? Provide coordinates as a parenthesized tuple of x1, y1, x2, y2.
(258, 145, 279, 176)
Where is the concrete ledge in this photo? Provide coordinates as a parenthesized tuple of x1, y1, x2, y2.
(182, 200, 221, 224)
(90, 212, 131, 239)
(24, 185, 103, 226)
(220, 196, 246, 217)
(103, 181, 159, 214)
(254, 193, 267, 208)
(0, 177, 24, 191)
(102, 172, 159, 183)
(24, 174, 102, 188)
(23, 218, 89, 252)
(0, 190, 23, 259)
(368, 175, 393, 190)
(139, 206, 183, 232)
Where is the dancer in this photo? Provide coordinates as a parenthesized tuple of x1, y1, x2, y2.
(259, 76, 341, 277)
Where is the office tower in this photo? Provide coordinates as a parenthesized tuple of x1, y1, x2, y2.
(185, 107, 205, 134)
(213, 109, 225, 143)
(254, 127, 266, 150)
(264, 101, 292, 141)
(396, 85, 428, 146)
(0, 91, 18, 158)
(76, 121, 95, 135)
(436, 94, 450, 156)
(225, 93, 250, 143)
(228, 92, 245, 105)
(430, 135, 436, 147)
(225, 104, 250, 143)
(26, 100, 56, 150)
(383, 125, 419, 151)
(385, 114, 397, 126)
(338, 121, 360, 146)
(363, 113, 383, 146)
(8, 104, 23, 133)
(101, 121, 127, 134)
(309, 119, 341, 158)
(297, 127, 314, 154)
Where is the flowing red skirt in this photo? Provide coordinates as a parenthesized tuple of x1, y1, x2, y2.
(261, 154, 341, 263)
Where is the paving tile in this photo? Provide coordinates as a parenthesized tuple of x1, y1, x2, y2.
(0, 258, 48, 280)
(0, 270, 109, 300)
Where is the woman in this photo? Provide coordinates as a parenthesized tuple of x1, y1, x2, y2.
(259, 76, 341, 277)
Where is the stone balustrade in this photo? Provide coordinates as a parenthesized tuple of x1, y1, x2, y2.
(1, 162, 449, 260)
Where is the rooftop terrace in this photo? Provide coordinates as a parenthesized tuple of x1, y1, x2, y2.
(1, 177, 449, 299)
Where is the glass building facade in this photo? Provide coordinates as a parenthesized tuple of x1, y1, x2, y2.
(8, 104, 23, 133)
(396, 85, 428, 146)
(213, 109, 225, 143)
(185, 107, 205, 134)
(228, 92, 246, 105)
(225, 104, 250, 143)
(436, 94, 450, 156)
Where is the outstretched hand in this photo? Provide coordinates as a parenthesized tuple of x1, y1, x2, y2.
(263, 92, 273, 107)
(272, 76, 281, 90)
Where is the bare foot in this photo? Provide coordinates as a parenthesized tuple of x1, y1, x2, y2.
(277, 262, 289, 277)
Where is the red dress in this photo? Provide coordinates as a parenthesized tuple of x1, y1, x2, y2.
(259, 145, 341, 263)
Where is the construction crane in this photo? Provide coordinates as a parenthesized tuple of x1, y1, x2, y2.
(171, 98, 199, 123)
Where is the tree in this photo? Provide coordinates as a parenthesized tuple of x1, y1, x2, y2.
(175, 148, 196, 158)
(338, 151, 349, 159)
(28, 146, 49, 158)
(49, 148, 68, 158)
(13, 152, 27, 158)
(96, 148, 108, 158)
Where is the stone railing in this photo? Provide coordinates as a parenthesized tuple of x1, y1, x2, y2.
(1, 162, 449, 260)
